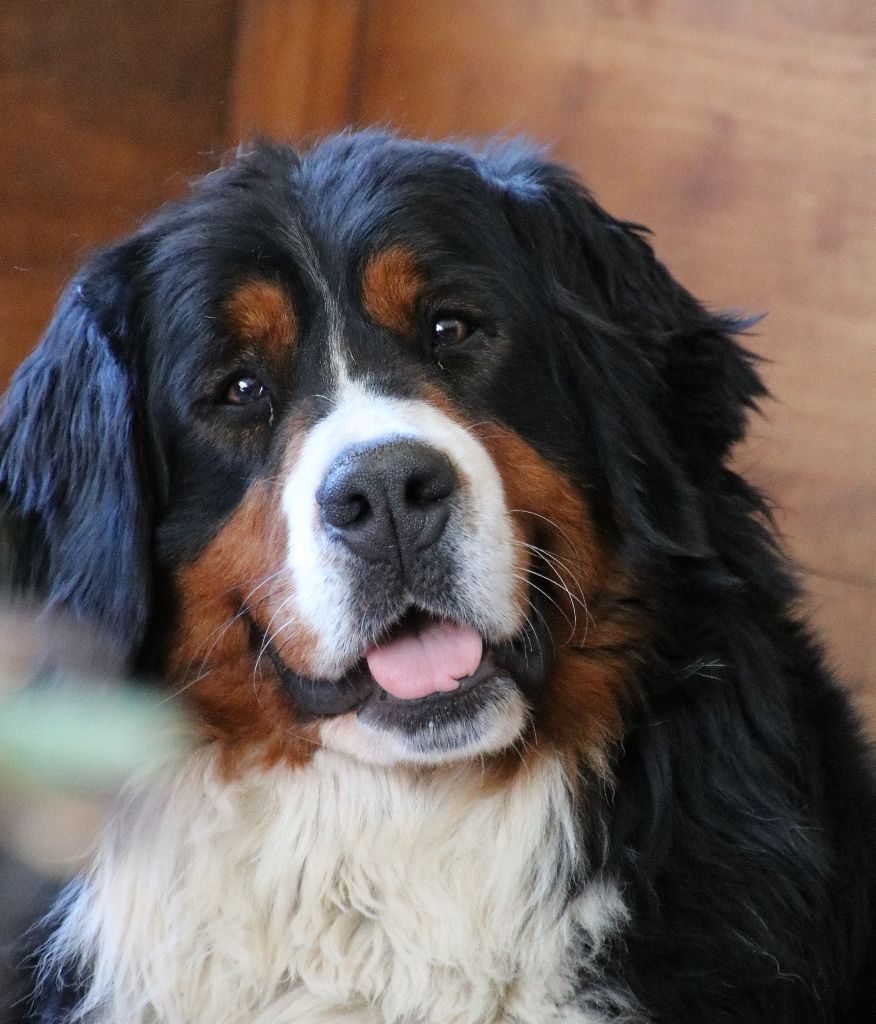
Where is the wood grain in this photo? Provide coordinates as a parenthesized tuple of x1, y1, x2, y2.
(230, 0, 365, 142)
(0, 0, 238, 377)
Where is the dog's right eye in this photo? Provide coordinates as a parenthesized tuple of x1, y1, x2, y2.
(223, 376, 268, 406)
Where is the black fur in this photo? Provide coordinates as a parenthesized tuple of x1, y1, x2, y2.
(2, 131, 874, 1023)
(0, 244, 152, 671)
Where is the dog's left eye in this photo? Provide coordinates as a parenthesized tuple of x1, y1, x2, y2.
(432, 316, 473, 347)
(223, 377, 268, 406)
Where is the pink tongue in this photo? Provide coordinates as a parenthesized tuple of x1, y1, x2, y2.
(366, 621, 483, 701)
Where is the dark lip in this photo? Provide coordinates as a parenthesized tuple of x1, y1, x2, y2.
(246, 605, 553, 724)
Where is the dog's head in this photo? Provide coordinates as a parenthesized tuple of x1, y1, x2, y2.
(0, 132, 763, 770)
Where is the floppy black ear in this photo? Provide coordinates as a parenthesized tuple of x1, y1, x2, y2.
(483, 146, 765, 560)
(0, 243, 151, 670)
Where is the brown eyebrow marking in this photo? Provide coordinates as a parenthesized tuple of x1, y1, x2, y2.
(361, 247, 423, 335)
(225, 280, 297, 355)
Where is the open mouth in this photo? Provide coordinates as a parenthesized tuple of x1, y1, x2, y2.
(248, 606, 549, 737)
(364, 613, 483, 699)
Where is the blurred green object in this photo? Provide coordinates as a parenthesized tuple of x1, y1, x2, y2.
(0, 679, 190, 794)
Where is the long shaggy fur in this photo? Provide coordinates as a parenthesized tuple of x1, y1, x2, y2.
(40, 751, 638, 1024)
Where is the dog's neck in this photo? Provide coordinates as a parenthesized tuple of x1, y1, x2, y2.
(45, 747, 635, 1023)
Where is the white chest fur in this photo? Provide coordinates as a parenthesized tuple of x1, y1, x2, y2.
(47, 749, 636, 1023)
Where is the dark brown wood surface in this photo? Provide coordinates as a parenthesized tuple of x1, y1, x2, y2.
(0, 0, 238, 384)
(230, 0, 365, 140)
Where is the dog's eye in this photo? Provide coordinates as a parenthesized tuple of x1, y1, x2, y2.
(223, 377, 268, 406)
(432, 316, 473, 347)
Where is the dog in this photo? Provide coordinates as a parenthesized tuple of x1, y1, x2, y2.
(2, 131, 874, 1023)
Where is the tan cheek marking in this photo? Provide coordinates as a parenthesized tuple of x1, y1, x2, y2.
(168, 422, 322, 775)
(225, 280, 297, 357)
(476, 422, 609, 598)
(361, 247, 423, 335)
(419, 385, 645, 771)
(475, 423, 645, 742)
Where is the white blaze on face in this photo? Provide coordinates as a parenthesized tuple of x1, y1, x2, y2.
(280, 378, 521, 681)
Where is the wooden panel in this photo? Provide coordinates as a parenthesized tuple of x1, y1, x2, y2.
(0, 272, 65, 386)
(230, 0, 365, 141)
(0, 0, 239, 380)
(805, 574, 876, 735)
(351, 0, 876, 703)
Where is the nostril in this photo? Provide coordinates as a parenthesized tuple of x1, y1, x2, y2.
(405, 472, 451, 508)
(346, 492, 371, 524)
(316, 457, 375, 530)
(321, 491, 372, 530)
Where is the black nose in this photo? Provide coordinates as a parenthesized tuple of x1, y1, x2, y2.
(316, 439, 457, 566)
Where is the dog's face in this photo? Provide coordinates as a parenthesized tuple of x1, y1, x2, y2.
(0, 133, 762, 771)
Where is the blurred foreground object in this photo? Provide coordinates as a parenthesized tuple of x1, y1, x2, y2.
(0, 674, 189, 795)
(0, 606, 190, 1015)
(0, 606, 190, 794)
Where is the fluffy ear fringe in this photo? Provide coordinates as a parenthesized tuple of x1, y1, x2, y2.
(0, 275, 150, 669)
(481, 144, 767, 561)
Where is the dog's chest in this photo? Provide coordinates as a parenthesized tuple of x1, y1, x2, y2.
(249, 758, 583, 1023)
(56, 751, 630, 1023)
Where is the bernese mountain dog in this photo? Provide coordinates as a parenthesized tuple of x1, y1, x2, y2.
(2, 131, 874, 1023)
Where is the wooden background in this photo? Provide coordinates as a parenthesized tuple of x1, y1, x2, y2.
(2, 0, 874, 720)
